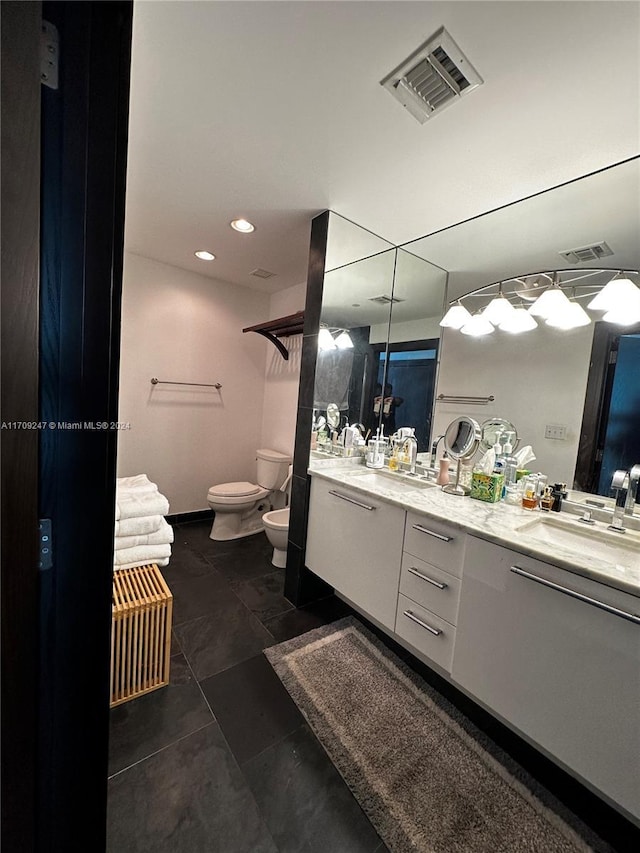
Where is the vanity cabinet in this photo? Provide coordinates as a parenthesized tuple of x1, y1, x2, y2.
(305, 477, 405, 629)
(394, 514, 465, 673)
(452, 535, 640, 820)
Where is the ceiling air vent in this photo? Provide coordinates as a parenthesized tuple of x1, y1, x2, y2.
(558, 242, 614, 264)
(250, 268, 277, 279)
(381, 27, 483, 124)
(368, 294, 406, 305)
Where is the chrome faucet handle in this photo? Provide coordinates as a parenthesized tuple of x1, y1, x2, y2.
(608, 469, 629, 533)
(578, 509, 595, 525)
(626, 463, 640, 515)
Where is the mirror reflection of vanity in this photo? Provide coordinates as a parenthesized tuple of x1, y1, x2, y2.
(308, 156, 640, 502)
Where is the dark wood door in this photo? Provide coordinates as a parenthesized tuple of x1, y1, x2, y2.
(1, 3, 42, 849)
(2, 3, 132, 850)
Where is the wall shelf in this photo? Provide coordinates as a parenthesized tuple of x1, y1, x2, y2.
(242, 310, 304, 360)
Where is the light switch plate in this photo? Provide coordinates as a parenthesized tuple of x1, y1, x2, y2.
(545, 424, 567, 440)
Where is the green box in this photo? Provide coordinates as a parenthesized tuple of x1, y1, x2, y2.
(470, 471, 505, 503)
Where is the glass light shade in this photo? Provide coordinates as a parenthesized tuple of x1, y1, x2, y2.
(334, 330, 354, 349)
(481, 295, 516, 325)
(440, 303, 472, 329)
(602, 296, 640, 326)
(546, 301, 592, 329)
(528, 287, 572, 319)
(460, 313, 495, 337)
(498, 308, 538, 334)
(587, 276, 640, 311)
(318, 328, 337, 350)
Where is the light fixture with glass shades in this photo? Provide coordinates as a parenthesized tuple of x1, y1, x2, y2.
(441, 269, 640, 338)
(460, 312, 495, 337)
(440, 301, 473, 329)
(318, 326, 354, 351)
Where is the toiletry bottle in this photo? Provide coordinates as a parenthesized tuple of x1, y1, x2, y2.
(436, 452, 450, 486)
(521, 474, 539, 510)
(501, 440, 518, 499)
(388, 441, 399, 471)
(540, 486, 555, 512)
(550, 483, 567, 512)
(493, 442, 505, 474)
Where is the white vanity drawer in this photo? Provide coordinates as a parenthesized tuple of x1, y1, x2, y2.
(399, 553, 461, 625)
(403, 511, 465, 578)
(395, 594, 456, 673)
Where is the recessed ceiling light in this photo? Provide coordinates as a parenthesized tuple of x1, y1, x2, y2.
(230, 218, 255, 233)
(194, 250, 216, 261)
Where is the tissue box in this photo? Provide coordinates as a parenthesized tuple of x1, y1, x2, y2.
(470, 472, 504, 503)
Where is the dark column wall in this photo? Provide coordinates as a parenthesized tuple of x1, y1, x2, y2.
(284, 212, 333, 605)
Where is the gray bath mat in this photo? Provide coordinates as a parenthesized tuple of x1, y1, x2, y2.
(265, 617, 611, 853)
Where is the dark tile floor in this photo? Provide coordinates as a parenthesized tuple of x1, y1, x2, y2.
(106, 520, 385, 853)
(107, 520, 639, 853)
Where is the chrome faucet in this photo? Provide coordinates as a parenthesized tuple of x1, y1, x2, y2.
(608, 464, 640, 533)
(625, 464, 640, 513)
(430, 434, 445, 468)
(404, 435, 419, 475)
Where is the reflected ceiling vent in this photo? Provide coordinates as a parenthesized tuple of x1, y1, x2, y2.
(558, 242, 614, 264)
(250, 268, 277, 279)
(381, 27, 483, 124)
(368, 294, 405, 305)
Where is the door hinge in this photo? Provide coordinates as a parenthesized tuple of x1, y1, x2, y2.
(595, 448, 604, 462)
(39, 519, 53, 570)
(608, 349, 618, 365)
(40, 20, 59, 90)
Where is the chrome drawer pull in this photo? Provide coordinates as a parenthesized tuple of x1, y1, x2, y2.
(510, 567, 640, 625)
(403, 609, 443, 636)
(328, 490, 376, 511)
(412, 524, 452, 542)
(408, 566, 448, 589)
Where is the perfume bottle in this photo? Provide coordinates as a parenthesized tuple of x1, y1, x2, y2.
(540, 486, 555, 512)
(521, 474, 539, 510)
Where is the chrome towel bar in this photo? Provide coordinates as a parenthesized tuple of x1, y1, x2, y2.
(437, 394, 494, 405)
(151, 378, 222, 390)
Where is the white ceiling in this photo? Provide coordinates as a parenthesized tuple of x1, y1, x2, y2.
(125, 1, 640, 294)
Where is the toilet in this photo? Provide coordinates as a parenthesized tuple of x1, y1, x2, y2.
(207, 448, 291, 541)
(262, 506, 289, 568)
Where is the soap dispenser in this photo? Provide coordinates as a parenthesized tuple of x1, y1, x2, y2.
(436, 451, 450, 486)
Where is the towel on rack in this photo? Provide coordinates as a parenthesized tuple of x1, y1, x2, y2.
(114, 542, 172, 568)
(116, 491, 169, 521)
(116, 555, 170, 571)
(114, 514, 164, 538)
(115, 517, 174, 551)
(116, 474, 159, 496)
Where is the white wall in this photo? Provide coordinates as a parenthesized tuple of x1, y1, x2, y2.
(433, 322, 594, 486)
(117, 253, 270, 514)
(259, 282, 306, 455)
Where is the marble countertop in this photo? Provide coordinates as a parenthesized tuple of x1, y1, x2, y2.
(308, 460, 640, 598)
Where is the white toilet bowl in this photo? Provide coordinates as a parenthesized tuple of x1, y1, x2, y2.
(262, 506, 289, 568)
(206, 482, 271, 541)
(207, 449, 291, 541)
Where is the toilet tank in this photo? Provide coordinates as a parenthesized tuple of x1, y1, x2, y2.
(256, 448, 292, 489)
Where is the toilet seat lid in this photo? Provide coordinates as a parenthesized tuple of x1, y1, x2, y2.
(209, 481, 261, 498)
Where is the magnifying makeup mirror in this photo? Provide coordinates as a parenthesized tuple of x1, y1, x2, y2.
(326, 403, 340, 430)
(442, 416, 481, 496)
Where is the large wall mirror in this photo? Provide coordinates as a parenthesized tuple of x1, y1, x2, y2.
(308, 157, 639, 503)
(312, 213, 447, 453)
(401, 156, 640, 497)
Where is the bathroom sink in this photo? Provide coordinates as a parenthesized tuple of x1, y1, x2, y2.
(515, 514, 640, 568)
(345, 469, 437, 493)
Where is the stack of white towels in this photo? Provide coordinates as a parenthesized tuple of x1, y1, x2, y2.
(114, 475, 173, 570)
